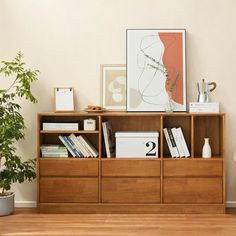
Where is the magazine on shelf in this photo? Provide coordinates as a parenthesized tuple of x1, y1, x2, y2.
(102, 121, 115, 158)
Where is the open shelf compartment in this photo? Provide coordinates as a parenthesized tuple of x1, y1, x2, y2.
(101, 115, 161, 158)
(162, 115, 192, 158)
(194, 115, 224, 158)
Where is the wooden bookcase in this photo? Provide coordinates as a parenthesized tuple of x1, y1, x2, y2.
(37, 112, 225, 213)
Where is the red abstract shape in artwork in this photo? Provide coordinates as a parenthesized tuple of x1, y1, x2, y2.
(159, 32, 183, 104)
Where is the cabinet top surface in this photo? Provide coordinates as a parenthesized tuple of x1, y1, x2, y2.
(38, 111, 225, 117)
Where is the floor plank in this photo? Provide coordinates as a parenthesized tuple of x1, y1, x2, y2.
(1, 208, 236, 236)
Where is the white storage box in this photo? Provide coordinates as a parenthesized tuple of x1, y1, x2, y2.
(115, 132, 159, 158)
(42, 122, 79, 131)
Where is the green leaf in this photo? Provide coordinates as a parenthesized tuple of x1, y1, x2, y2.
(169, 72, 180, 93)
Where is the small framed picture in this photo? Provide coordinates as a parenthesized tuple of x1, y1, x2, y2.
(54, 87, 74, 112)
(100, 64, 126, 110)
(126, 29, 186, 112)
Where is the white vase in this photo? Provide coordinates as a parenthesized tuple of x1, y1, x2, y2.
(202, 138, 212, 158)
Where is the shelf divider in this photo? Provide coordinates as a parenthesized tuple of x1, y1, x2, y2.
(191, 115, 195, 158)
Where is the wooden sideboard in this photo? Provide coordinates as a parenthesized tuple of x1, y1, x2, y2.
(37, 112, 225, 213)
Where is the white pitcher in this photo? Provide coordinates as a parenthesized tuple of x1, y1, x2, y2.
(197, 79, 217, 103)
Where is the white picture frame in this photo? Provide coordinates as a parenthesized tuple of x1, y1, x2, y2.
(54, 87, 74, 112)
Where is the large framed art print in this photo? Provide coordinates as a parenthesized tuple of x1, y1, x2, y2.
(126, 29, 186, 112)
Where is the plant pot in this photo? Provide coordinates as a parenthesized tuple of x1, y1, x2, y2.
(0, 193, 14, 216)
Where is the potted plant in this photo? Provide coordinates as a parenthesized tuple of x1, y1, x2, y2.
(0, 52, 39, 216)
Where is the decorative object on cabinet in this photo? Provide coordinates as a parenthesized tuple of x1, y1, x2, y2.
(126, 29, 186, 112)
(84, 118, 96, 131)
(54, 87, 74, 112)
(84, 105, 106, 113)
(100, 64, 126, 110)
(37, 112, 225, 214)
(202, 138, 212, 158)
(189, 79, 219, 113)
(197, 79, 217, 103)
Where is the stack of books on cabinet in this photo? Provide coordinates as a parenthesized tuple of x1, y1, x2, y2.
(163, 127, 190, 158)
(40, 145, 68, 157)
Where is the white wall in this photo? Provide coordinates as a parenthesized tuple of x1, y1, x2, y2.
(0, 0, 236, 206)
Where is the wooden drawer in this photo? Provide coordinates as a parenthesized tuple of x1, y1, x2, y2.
(40, 177, 98, 203)
(163, 177, 223, 203)
(39, 159, 98, 177)
(102, 177, 160, 203)
(102, 159, 161, 177)
(163, 159, 223, 177)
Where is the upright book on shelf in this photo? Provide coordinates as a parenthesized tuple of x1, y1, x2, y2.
(167, 128, 179, 157)
(163, 128, 175, 157)
(102, 121, 115, 158)
(177, 127, 190, 157)
(164, 127, 190, 158)
(171, 127, 185, 157)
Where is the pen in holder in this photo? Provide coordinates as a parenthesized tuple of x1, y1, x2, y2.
(197, 79, 216, 103)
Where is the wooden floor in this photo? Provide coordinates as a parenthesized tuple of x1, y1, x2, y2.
(1, 209, 236, 236)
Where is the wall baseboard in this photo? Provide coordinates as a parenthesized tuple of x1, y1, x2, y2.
(226, 201, 236, 208)
(15, 201, 37, 208)
(15, 201, 236, 208)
